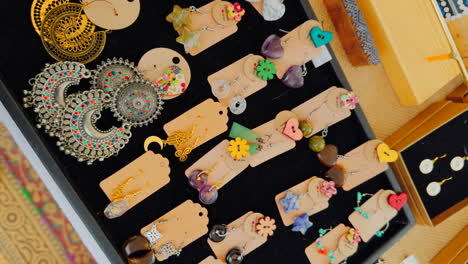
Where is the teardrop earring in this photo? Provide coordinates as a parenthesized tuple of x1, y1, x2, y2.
(450, 155, 467, 172)
(419, 154, 447, 174)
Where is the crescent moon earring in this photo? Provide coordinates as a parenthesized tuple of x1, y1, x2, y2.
(23, 61, 92, 137)
(57, 90, 132, 165)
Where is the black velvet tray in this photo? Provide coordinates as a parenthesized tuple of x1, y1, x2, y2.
(0, 0, 415, 263)
(401, 111, 467, 219)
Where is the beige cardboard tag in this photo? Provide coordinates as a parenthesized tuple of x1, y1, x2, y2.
(275, 176, 331, 226)
(249, 120, 296, 167)
(292, 87, 352, 138)
(271, 20, 323, 79)
(339, 140, 390, 191)
(305, 224, 358, 264)
(208, 212, 268, 260)
(99, 151, 170, 213)
(163, 99, 229, 151)
(140, 200, 209, 261)
(208, 54, 267, 106)
(185, 1, 239, 56)
(82, 0, 140, 30)
(138, 48, 192, 100)
(199, 256, 225, 264)
(185, 140, 250, 190)
(348, 189, 397, 242)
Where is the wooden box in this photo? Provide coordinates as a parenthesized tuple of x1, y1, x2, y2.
(430, 225, 468, 264)
(386, 100, 468, 226)
(356, 0, 462, 105)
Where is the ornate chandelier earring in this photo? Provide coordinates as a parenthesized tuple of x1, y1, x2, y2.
(23, 61, 91, 137)
(91, 57, 142, 95)
(110, 78, 164, 127)
(419, 154, 446, 174)
(57, 90, 132, 165)
(31, 0, 70, 36)
(39, 2, 108, 63)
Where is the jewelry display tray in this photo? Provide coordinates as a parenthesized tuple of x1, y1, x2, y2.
(0, 0, 414, 263)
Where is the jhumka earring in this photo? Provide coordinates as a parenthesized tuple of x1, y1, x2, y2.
(91, 57, 142, 95)
(23, 61, 92, 137)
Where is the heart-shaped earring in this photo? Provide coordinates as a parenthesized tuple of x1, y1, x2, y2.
(261, 34, 285, 59)
(281, 64, 306, 88)
(262, 0, 286, 21)
(387, 193, 407, 211)
(310, 27, 333, 48)
(376, 143, 398, 163)
(282, 118, 303, 141)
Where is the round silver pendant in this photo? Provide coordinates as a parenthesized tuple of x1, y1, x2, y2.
(426, 182, 441, 196)
(229, 95, 247, 115)
(111, 79, 164, 127)
(419, 159, 434, 174)
(23, 61, 91, 137)
(450, 156, 465, 171)
(91, 57, 141, 95)
(211, 80, 232, 99)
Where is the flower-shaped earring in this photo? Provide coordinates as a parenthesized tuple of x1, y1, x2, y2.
(227, 2, 246, 21)
(255, 216, 277, 237)
(338, 92, 359, 110)
(256, 59, 277, 81)
(228, 137, 251, 159)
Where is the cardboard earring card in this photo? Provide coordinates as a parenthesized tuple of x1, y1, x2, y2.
(207, 211, 269, 261)
(338, 139, 390, 191)
(185, 140, 250, 190)
(292, 86, 353, 138)
(199, 256, 225, 264)
(82, 0, 140, 30)
(183, 0, 241, 56)
(207, 54, 267, 107)
(305, 224, 358, 264)
(138, 47, 192, 100)
(249, 119, 296, 167)
(163, 99, 229, 151)
(271, 20, 323, 79)
(140, 200, 209, 261)
(99, 151, 170, 217)
(274, 176, 331, 226)
(348, 189, 398, 242)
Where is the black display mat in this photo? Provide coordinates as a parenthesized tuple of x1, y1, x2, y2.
(0, 0, 415, 263)
(401, 111, 468, 219)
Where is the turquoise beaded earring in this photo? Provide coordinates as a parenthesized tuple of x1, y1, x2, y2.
(353, 192, 372, 219)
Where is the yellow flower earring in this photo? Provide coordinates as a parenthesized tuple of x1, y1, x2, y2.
(228, 137, 251, 160)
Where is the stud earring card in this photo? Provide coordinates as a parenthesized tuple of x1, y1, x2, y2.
(163, 99, 229, 151)
(199, 256, 225, 264)
(185, 0, 240, 56)
(305, 224, 358, 264)
(185, 140, 250, 190)
(274, 176, 330, 226)
(207, 211, 268, 260)
(140, 200, 209, 261)
(99, 151, 170, 213)
(292, 86, 352, 138)
(339, 140, 389, 191)
(207, 54, 267, 107)
(348, 189, 398, 242)
(249, 120, 296, 167)
(271, 20, 323, 79)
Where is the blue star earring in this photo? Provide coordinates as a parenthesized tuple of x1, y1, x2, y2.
(292, 214, 313, 235)
(279, 190, 303, 213)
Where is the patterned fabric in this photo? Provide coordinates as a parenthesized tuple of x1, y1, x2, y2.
(343, 0, 381, 65)
(0, 123, 95, 264)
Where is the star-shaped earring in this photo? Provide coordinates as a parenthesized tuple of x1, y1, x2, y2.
(143, 223, 164, 247)
(176, 27, 201, 53)
(166, 5, 192, 31)
(279, 190, 302, 213)
(291, 214, 313, 235)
